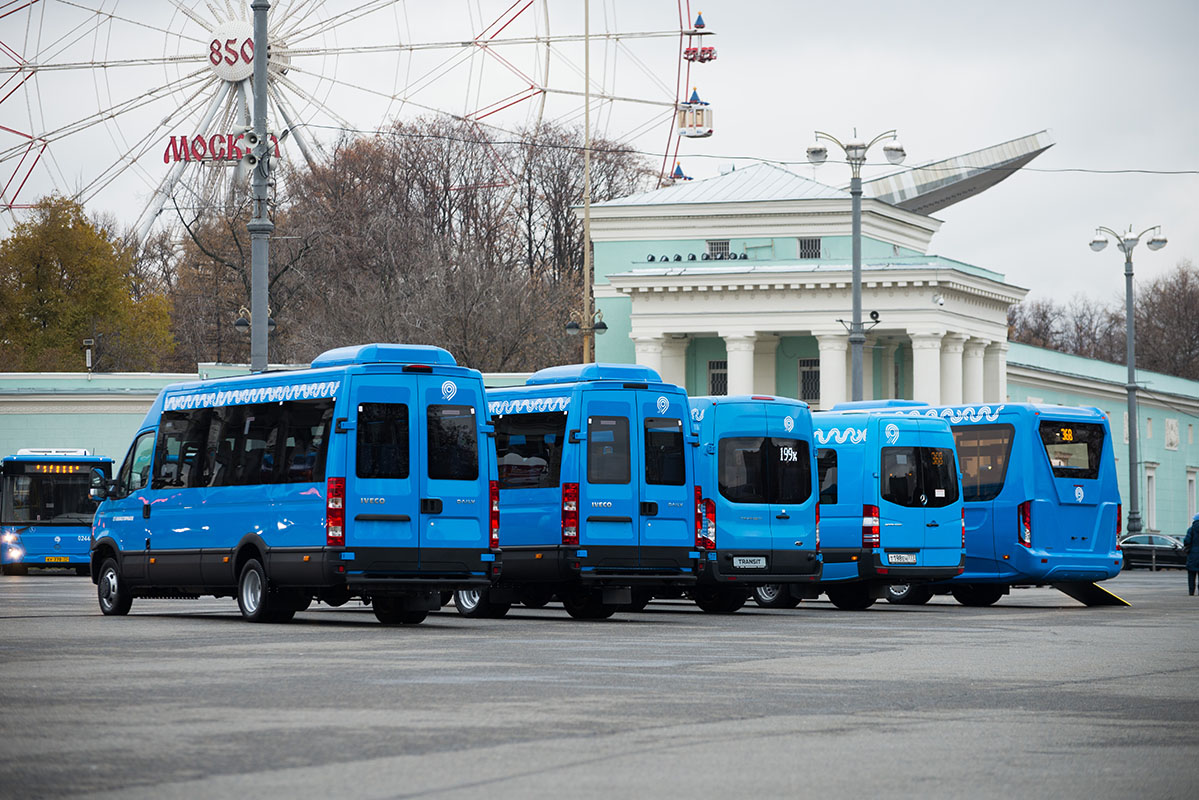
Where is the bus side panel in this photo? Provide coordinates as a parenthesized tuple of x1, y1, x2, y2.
(814, 431, 866, 584)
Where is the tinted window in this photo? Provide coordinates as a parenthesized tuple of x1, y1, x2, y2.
(496, 412, 567, 489)
(881, 446, 959, 508)
(1039, 421, 1104, 480)
(719, 437, 812, 504)
(2, 463, 101, 524)
(279, 400, 333, 483)
(153, 410, 211, 489)
(427, 404, 479, 481)
(588, 416, 631, 485)
(119, 432, 156, 494)
(952, 423, 1014, 502)
(817, 448, 838, 505)
(358, 403, 410, 479)
(645, 417, 685, 486)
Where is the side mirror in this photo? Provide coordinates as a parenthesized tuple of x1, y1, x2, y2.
(89, 468, 110, 501)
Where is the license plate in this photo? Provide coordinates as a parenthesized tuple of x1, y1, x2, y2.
(45, 556, 69, 563)
(888, 553, 917, 565)
(733, 556, 767, 569)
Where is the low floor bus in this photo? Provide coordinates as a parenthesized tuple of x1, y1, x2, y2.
(89, 343, 501, 624)
(2, 449, 113, 575)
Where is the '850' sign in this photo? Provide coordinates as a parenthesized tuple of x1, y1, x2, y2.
(207, 21, 255, 82)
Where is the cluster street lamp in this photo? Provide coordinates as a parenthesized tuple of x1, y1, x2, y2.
(1090, 225, 1167, 537)
(565, 310, 608, 357)
(807, 130, 906, 400)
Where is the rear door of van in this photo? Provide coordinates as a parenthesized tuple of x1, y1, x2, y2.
(876, 416, 929, 566)
(1034, 415, 1113, 556)
(712, 401, 771, 554)
(638, 390, 692, 567)
(765, 404, 817, 560)
(580, 389, 639, 565)
(950, 417, 1017, 574)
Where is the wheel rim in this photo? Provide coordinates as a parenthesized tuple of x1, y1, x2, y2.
(241, 568, 262, 614)
(756, 585, 781, 603)
(456, 589, 480, 612)
(889, 584, 911, 600)
(100, 568, 119, 609)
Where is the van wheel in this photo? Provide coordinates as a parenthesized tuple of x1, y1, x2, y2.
(518, 586, 555, 609)
(97, 558, 133, 616)
(561, 589, 616, 620)
(373, 597, 428, 625)
(951, 584, 1005, 607)
(826, 585, 877, 610)
(2, 564, 28, 576)
(453, 588, 510, 618)
(237, 559, 293, 622)
(693, 586, 748, 614)
(752, 584, 801, 609)
(886, 584, 934, 605)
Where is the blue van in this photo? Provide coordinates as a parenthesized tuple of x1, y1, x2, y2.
(875, 402, 1124, 606)
(688, 396, 821, 612)
(89, 344, 501, 625)
(2, 450, 113, 575)
(781, 410, 966, 610)
(473, 363, 700, 619)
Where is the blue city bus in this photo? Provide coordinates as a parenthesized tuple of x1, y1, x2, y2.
(89, 344, 501, 625)
(471, 363, 700, 620)
(773, 410, 967, 610)
(861, 402, 1125, 606)
(688, 395, 821, 612)
(2, 450, 113, 575)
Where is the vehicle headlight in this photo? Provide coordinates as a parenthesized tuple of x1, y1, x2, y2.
(1, 532, 17, 545)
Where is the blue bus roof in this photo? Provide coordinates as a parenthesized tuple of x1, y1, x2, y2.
(310, 343, 457, 369)
(691, 394, 810, 409)
(831, 400, 927, 411)
(3, 453, 111, 464)
(525, 363, 664, 386)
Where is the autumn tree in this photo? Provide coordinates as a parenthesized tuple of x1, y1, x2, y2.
(0, 196, 172, 371)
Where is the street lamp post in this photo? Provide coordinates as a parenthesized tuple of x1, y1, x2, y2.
(1090, 225, 1167, 537)
(807, 130, 906, 401)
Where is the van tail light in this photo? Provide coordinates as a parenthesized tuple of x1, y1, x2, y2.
(326, 477, 345, 547)
(1116, 503, 1122, 539)
(961, 508, 967, 549)
(489, 480, 500, 549)
(562, 482, 579, 546)
(1017, 500, 1032, 548)
(862, 504, 880, 548)
(694, 486, 716, 550)
(815, 503, 821, 553)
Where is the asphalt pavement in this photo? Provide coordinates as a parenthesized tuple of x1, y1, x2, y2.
(1, 570, 1197, 799)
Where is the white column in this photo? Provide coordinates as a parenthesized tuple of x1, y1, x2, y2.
(910, 332, 944, 404)
(880, 342, 898, 399)
(753, 334, 780, 395)
(816, 333, 848, 410)
(632, 336, 664, 377)
(861, 336, 875, 401)
(723, 334, 757, 396)
(659, 336, 689, 388)
(939, 333, 967, 406)
(962, 338, 988, 404)
(984, 341, 1009, 403)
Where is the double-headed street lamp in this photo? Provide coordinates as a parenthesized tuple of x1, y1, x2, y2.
(807, 130, 906, 400)
(1089, 225, 1167, 536)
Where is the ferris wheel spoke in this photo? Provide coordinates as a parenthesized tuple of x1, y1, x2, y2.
(279, 0, 398, 45)
(53, 0, 209, 47)
(269, 70, 356, 133)
(274, 30, 678, 61)
(541, 86, 675, 110)
(267, 83, 318, 169)
(166, 0, 217, 39)
(272, 0, 332, 41)
(0, 53, 207, 76)
(613, 39, 675, 99)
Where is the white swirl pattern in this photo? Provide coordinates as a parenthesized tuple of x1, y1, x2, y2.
(814, 427, 867, 445)
(892, 404, 1006, 424)
(163, 381, 342, 411)
(488, 397, 570, 415)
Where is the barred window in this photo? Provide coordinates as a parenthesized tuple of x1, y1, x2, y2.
(799, 358, 820, 403)
(708, 360, 728, 395)
(798, 237, 821, 259)
(706, 240, 730, 258)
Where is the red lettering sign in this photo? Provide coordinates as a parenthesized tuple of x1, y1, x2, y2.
(161, 133, 283, 163)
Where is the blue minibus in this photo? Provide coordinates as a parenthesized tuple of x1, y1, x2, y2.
(2, 450, 113, 575)
(89, 344, 501, 625)
(688, 395, 821, 612)
(766, 410, 966, 610)
(873, 402, 1124, 606)
(471, 363, 700, 619)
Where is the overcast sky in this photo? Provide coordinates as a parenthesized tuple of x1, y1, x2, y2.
(4, 0, 1195, 306)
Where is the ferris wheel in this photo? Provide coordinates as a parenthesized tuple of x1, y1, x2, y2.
(0, 0, 719, 240)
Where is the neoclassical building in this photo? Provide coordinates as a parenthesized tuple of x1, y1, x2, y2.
(589, 133, 1053, 408)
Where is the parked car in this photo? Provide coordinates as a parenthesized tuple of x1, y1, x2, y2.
(1119, 534, 1187, 570)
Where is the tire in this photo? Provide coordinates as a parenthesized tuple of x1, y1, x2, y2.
(886, 584, 934, 605)
(373, 597, 428, 625)
(2, 564, 29, 576)
(825, 584, 877, 611)
(561, 589, 616, 620)
(518, 586, 555, 609)
(618, 588, 653, 612)
(752, 583, 801, 609)
(97, 557, 133, 616)
(453, 587, 511, 619)
(951, 584, 1005, 607)
(693, 585, 748, 614)
(236, 559, 292, 623)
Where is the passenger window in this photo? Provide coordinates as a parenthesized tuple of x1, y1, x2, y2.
(771, 438, 812, 505)
(427, 404, 479, 481)
(495, 412, 567, 489)
(881, 447, 959, 508)
(1039, 421, 1104, 480)
(719, 437, 766, 503)
(228, 404, 284, 486)
(644, 417, 685, 486)
(358, 403, 410, 480)
(119, 432, 156, 494)
(279, 400, 333, 483)
(153, 410, 211, 489)
(817, 448, 838, 505)
(881, 447, 920, 507)
(952, 424, 1014, 502)
(588, 416, 631, 485)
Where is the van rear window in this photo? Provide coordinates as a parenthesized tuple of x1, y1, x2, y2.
(427, 405, 479, 481)
(644, 417, 685, 486)
(358, 403, 410, 480)
(952, 423, 1014, 502)
(817, 448, 837, 505)
(719, 437, 812, 505)
(588, 416, 630, 485)
(881, 447, 959, 508)
(495, 412, 567, 489)
(1039, 421, 1104, 480)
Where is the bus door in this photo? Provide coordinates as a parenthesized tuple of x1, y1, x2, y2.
(764, 405, 816, 560)
(877, 417, 930, 565)
(101, 430, 157, 580)
(951, 421, 1016, 573)
(418, 374, 490, 571)
(1037, 419, 1109, 553)
(638, 390, 691, 567)
(916, 420, 962, 555)
(579, 391, 638, 564)
(345, 375, 419, 570)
